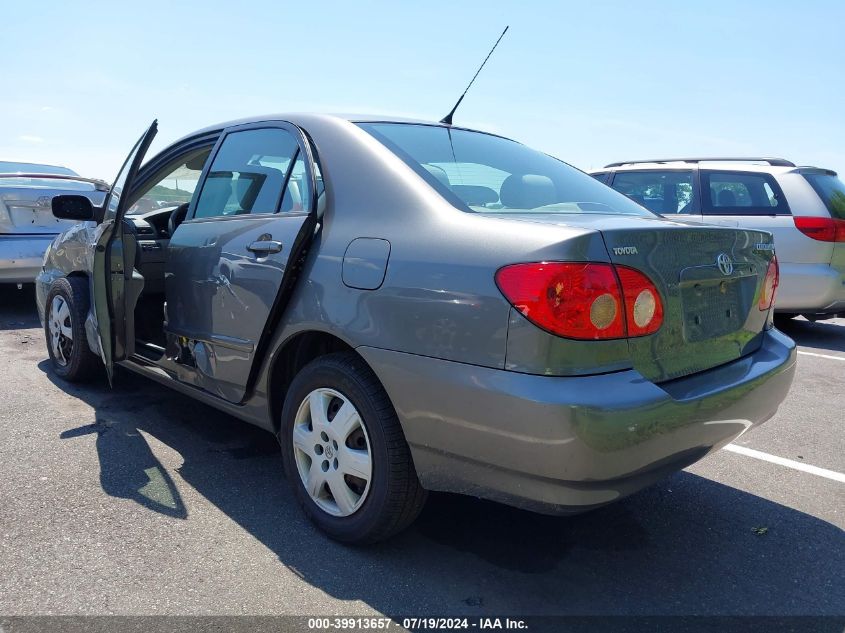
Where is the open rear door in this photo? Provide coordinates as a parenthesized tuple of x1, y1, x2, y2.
(92, 121, 158, 384)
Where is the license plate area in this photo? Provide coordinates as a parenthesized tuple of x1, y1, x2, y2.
(681, 279, 746, 342)
(10, 205, 65, 230)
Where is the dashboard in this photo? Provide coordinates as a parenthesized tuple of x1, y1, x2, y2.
(127, 206, 175, 240)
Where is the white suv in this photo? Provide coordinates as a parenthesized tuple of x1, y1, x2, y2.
(591, 158, 845, 321)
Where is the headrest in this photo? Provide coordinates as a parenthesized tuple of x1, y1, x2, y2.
(500, 174, 556, 209)
(423, 164, 451, 188)
(717, 189, 737, 206)
(452, 185, 498, 206)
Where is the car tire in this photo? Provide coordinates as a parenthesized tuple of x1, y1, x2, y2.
(280, 352, 427, 544)
(44, 277, 100, 382)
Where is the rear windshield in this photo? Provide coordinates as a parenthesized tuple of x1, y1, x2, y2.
(803, 173, 845, 219)
(357, 123, 652, 216)
(0, 161, 77, 176)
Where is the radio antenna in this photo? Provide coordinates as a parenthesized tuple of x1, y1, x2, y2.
(440, 26, 509, 125)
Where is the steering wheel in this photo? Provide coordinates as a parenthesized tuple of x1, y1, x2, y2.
(167, 202, 190, 238)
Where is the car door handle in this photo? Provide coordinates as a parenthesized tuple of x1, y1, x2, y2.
(246, 240, 283, 255)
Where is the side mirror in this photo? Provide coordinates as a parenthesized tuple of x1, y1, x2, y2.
(52, 195, 96, 221)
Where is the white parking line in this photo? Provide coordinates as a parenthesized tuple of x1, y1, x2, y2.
(798, 350, 845, 361)
(725, 444, 845, 483)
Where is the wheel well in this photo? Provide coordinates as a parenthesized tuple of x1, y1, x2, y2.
(65, 271, 89, 286)
(268, 331, 356, 432)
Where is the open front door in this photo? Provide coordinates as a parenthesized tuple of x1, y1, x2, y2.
(92, 121, 158, 383)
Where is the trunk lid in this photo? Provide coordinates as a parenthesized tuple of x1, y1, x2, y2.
(485, 213, 775, 382)
(0, 176, 107, 235)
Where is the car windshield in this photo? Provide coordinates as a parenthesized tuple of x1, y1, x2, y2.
(803, 172, 845, 219)
(0, 161, 77, 176)
(357, 123, 653, 216)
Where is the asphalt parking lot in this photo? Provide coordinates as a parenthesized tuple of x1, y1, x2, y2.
(0, 285, 842, 618)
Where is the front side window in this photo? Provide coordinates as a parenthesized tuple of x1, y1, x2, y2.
(128, 147, 211, 215)
(701, 171, 789, 216)
(610, 170, 694, 214)
(357, 123, 652, 216)
(194, 128, 301, 218)
(803, 172, 845, 219)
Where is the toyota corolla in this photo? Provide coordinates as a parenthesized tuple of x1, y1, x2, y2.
(37, 114, 796, 543)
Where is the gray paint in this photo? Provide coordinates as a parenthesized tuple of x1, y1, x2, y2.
(359, 328, 796, 513)
(164, 212, 310, 403)
(342, 238, 390, 290)
(35, 112, 798, 514)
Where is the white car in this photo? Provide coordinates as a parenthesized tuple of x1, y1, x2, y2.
(0, 161, 108, 284)
(592, 158, 845, 320)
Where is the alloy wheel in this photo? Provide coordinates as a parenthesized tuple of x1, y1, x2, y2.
(292, 388, 373, 517)
(49, 295, 73, 367)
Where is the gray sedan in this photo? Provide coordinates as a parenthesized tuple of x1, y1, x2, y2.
(36, 114, 796, 543)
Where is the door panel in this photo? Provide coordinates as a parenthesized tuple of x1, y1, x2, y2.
(166, 214, 310, 401)
(163, 123, 316, 403)
(92, 121, 157, 383)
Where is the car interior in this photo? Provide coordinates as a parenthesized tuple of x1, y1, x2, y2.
(123, 147, 210, 352)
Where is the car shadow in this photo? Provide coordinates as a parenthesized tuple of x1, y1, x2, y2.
(777, 317, 845, 353)
(0, 284, 40, 330)
(38, 360, 845, 617)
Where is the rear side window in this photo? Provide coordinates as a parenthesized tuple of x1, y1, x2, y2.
(194, 128, 300, 218)
(803, 173, 845, 219)
(609, 170, 694, 214)
(701, 171, 789, 216)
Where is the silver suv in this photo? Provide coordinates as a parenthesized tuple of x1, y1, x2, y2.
(592, 158, 845, 320)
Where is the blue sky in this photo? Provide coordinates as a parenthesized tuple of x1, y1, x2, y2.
(2, 0, 843, 180)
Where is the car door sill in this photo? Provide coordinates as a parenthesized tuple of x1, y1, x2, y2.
(120, 356, 263, 428)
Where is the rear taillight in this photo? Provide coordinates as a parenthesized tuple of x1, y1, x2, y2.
(794, 216, 845, 242)
(615, 266, 664, 336)
(759, 255, 779, 311)
(495, 262, 663, 340)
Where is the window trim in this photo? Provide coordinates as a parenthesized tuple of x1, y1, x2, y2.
(186, 120, 317, 221)
(607, 168, 700, 215)
(699, 169, 792, 217)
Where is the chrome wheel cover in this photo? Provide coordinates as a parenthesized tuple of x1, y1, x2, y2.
(292, 388, 373, 517)
(48, 295, 73, 367)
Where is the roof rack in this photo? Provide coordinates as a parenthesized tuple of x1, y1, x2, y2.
(604, 157, 796, 168)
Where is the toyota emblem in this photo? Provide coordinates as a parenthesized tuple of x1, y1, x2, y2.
(716, 253, 733, 276)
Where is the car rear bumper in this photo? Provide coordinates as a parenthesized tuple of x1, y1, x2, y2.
(775, 262, 845, 315)
(0, 234, 55, 283)
(358, 328, 797, 514)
